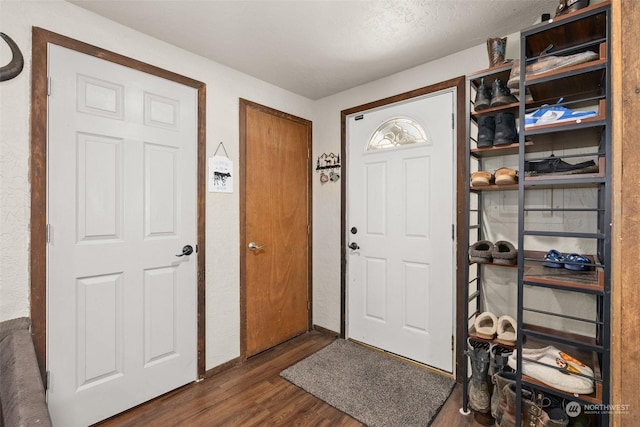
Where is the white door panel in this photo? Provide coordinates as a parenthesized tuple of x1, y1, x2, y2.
(347, 90, 455, 372)
(47, 44, 197, 426)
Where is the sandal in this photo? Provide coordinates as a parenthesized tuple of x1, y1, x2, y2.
(564, 253, 591, 271)
(542, 249, 564, 268)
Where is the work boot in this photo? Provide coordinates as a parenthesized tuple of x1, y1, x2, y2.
(486, 37, 507, 67)
(477, 116, 495, 147)
(475, 78, 492, 111)
(493, 112, 518, 145)
(490, 79, 519, 107)
(500, 383, 544, 427)
(491, 371, 516, 425)
(466, 338, 492, 414)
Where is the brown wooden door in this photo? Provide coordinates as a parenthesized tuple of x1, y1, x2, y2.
(240, 99, 311, 358)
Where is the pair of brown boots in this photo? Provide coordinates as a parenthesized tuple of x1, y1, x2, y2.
(492, 373, 570, 427)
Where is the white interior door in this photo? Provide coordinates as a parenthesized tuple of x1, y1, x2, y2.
(47, 44, 198, 426)
(347, 90, 455, 372)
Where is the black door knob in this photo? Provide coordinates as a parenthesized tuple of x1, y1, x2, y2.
(176, 245, 194, 257)
(348, 242, 360, 250)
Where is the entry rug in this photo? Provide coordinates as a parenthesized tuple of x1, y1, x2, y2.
(280, 339, 455, 427)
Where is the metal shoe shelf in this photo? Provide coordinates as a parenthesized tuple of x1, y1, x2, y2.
(462, 1, 612, 425)
(462, 63, 520, 417)
(515, 2, 612, 426)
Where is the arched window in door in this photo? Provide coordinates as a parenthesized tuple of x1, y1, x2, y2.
(366, 116, 428, 151)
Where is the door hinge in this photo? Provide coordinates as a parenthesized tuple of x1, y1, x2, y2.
(451, 336, 454, 351)
(47, 76, 52, 96)
(46, 371, 50, 390)
(451, 113, 454, 129)
(451, 224, 455, 240)
(46, 224, 51, 244)
(307, 300, 311, 310)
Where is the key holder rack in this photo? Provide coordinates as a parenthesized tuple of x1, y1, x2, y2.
(316, 152, 341, 171)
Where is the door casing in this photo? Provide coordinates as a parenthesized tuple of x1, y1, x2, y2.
(29, 27, 207, 382)
(340, 77, 467, 382)
(239, 98, 313, 360)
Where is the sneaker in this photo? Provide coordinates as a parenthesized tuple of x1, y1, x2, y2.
(525, 98, 597, 127)
(525, 155, 598, 175)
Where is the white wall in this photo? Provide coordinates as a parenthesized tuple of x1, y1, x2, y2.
(0, 0, 314, 369)
(311, 43, 492, 332)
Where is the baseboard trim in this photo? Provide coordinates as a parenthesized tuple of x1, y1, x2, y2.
(312, 324, 339, 337)
(204, 356, 241, 379)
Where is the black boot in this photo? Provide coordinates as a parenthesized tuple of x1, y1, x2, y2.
(493, 112, 518, 145)
(477, 116, 495, 148)
(490, 79, 518, 107)
(474, 78, 491, 111)
(466, 339, 492, 414)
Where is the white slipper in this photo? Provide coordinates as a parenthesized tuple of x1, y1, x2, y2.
(520, 346, 594, 377)
(496, 315, 517, 346)
(507, 349, 594, 394)
(474, 312, 498, 339)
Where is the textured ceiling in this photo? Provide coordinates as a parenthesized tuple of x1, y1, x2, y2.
(70, 0, 560, 99)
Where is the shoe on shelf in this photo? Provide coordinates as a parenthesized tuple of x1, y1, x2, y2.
(543, 249, 565, 268)
(491, 240, 517, 264)
(477, 116, 495, 148)
(555, 0, 590, 17)
(496, 315, 517, 346)
(524, 154, 598, 176)
(507, 348, 595, 394)
(493, 168, 517, 186)
(507, 50, 598, 89)
(525, 98, 597, 128)
(490, 79, 518, 107)
(469, 240, 494, 263)
(474, 311, 498, 339)
(474, 77, 492, 111)
(471, 171, 493, 186)
(564, 253, 592, 271)
(493, 112, 518, 145)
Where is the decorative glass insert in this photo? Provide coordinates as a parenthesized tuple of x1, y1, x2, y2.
(367, 117, 427, 151)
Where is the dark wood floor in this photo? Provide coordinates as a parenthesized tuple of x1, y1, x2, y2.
(97, 331, 484, 426)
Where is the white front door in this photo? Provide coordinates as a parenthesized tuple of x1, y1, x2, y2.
(47, 44, 198, 426)
(347, 90, 455, 372)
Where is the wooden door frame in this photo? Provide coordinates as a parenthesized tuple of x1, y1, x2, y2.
(339, 77, 466, 382)
(29, 27, 207, 382)
(239, 98, 313, 361)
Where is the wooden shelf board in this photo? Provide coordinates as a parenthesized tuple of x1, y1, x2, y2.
(523, 250, 604, 291)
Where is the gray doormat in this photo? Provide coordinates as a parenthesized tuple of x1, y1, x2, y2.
(280, 339, 455, 427)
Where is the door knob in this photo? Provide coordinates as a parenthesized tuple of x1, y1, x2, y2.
(248, 242, 266, 251)
(176, 245, 194, 257)
(349, 242, 360, 250)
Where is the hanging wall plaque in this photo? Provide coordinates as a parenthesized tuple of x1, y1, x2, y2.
(208, 142, 233, 193)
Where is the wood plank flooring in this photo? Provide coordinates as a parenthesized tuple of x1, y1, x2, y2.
(97, 331, 484, 426)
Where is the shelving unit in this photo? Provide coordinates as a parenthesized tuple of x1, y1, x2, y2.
(462, 2, 611, 425)
(515, 2, 611, 425)
(462, 61, 520, 417)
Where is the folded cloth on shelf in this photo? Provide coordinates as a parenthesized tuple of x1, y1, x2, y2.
(507, 346, 594, 394)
